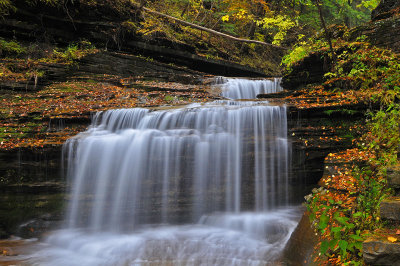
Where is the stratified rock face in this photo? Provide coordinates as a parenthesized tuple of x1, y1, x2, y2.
(1, 1, 278, 77)
(349, 0, 400, 53)
(353, 15, 400, 53)
(363, 239, 400, 265)
(371, 0, 400, 21)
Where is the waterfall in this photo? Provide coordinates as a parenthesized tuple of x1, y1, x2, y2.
(64, 101, 290, 231)
(219, 78, 282, 99)
(29, 79, 300, 266)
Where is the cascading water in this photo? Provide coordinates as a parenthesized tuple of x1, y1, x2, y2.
(28, 79, 301, 266)
(219, 78, 282, 99)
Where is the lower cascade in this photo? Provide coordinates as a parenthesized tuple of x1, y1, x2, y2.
(29, 80, 301, 266)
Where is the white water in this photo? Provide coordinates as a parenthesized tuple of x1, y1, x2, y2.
(219, 78, 282, 99)
(30, 209, 299, 266)
(27, 79, 299, 266)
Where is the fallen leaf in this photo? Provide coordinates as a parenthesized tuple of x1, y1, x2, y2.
(388, 236, 397, 243)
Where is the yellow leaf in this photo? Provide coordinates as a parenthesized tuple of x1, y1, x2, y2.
(221, 15, 230, 22)
(388, 236, 397, 243)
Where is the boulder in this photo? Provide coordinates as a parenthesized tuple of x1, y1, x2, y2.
(380, 198, 400, 221)
(387, 168, 400, 190)
(282, 212, 322, 265)
(363, 238, 400, 265)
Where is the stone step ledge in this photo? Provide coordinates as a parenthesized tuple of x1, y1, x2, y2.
(387, 167, 400, 190)
(380, 197, 400, 221)
(363, 237, 400, 265)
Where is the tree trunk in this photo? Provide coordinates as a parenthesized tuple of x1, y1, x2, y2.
(135, 5, 286, 49)
(315, 0, 336, 68)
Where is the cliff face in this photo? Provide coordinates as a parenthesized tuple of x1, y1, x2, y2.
(2, 0, 281, 77)
(351, 0, 400, 53)
(352, 15, 400, 53)
(371, 0, 400, 21)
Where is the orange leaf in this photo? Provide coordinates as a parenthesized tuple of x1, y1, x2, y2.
(388, 236, 397, 243)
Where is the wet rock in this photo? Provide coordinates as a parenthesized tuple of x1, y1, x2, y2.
(380, 198, 400, 221)
(0, 148, 63, 188)
(363, 238, 400, 265)
(257, 90, 297, 99)
(282, 212, 324, 265)
(0, 148, 66, 238)
(17, 214, 62, 239)
(287, 112, 358, 187)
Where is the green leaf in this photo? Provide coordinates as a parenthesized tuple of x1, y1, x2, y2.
(329, 239, 339, 250)
(354, 241, 363, 251)
(319, 214, 329, 230)
(335, 216, 349, 225)
(320, 240, 330, 254)
(350, 234, 364, 241)
(347, 223, 355, 229)
(339, 240, 349, 252)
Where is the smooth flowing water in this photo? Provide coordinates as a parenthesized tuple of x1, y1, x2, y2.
(219, 78, 282, 99)
(28, 78, 300, 266)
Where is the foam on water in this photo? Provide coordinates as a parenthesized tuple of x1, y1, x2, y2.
(29, 208, 299, 266)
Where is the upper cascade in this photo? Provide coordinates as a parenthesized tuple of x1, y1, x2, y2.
(218, 78, 283, 99)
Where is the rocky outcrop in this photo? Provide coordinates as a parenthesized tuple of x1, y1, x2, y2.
(127, 41, 268, 77)
(350, 0, 400, 53)
(371, 0, 400, 21)
(0, 147, 65, 238)
(282, 212, 322, 265)
(386, 168, 400, 190)
(77, 51, 206, 84)
(363, 238, 400, 265)
(2, 0, 276, 77)
(351, 15, 400, 53)
(362, 163, 400, 264)
(280, 52, 331, 90)
(380, 198, 400, 221)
